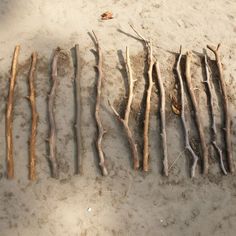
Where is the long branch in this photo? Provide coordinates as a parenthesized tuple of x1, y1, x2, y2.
(6, 45, 20, 179)
(176, 46, 199, 178)
(185, 51, 208, 175)
(92, 31, 108, 176)
(28, 52, 38, 180)
(207, 44, 234, 173)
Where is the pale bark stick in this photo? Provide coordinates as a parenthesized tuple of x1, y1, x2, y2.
(154, 62, 168, 176)
(6, 45, 20, 179)
(175, 46, 199, 178)
(185, 51, 208, 175)
(28, 52, 38, 180)
(92, 31, 108, 176)
(74, 44, 82, 174)
(130, 24, 154, 172)
(109, 46, 139, 170)
(207, 44, 234, 173)
(48, 48, 60, 178)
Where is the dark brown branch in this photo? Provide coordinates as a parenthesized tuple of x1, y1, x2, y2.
(109, 46, 139, 170)
(6, 45, 20, 179)
(185, 51, 208, 175)
(92, 31, 108, 176)
(28, 52, 38, 180)
(48, 48, 60, 178)
(207, 44, 234, 173)
(175, 46, 199, 178)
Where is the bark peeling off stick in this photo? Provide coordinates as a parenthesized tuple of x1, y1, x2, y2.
(48, 47, 61, 178)
(28, 52, 38, 180)
(92, 31, 108, 176)
(207, 44, 234, 173)
(154, 62, 168, 176)
(185, 51, 208, 175)
(109, 46, 139, 170)
(6, 45, 20, 179)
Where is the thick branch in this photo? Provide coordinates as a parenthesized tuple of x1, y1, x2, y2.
(154, 62, 168, 176)
(92, 31, 108, 176)
(6, 45, 20, 179)
(207, 44, 234, 173)
(28, 52, 38, 180)
(175, 46, 199, 178)
(185, 51, 208, 175)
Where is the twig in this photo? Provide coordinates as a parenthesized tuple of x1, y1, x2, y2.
(203, 53, 227, 175)
(6, 45, 20, 179)
(185, 51, 208, 175)
(92, 31, 108, 176)
(28, 52, 38, 180)
(175, 46, 199, 178)
(74, 44, 82, 174)
(109, 46, 139, 170)
(48, 47, 60, 178)
(207, 44, 234, 173)
(130, 24, 154, 172)
(154, 62, 168, 176)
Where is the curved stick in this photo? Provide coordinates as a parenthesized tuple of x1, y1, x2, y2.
(92, 31, 108, 176)
(185, 51, 208, 175)
(207, 44, 234, 173)
(204, 53, 227, 175)
(175, 46, 199, 178)
(154, 62, 168, 176)
(28, 52, 38, 180)
(48, 48, 60, 178)
(6, 45, 20, 179)
(109, 47, 139, 170)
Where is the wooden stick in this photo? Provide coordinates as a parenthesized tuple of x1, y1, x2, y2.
(74, 44, 82, 174)
(28, 52, 38, 180)
(175, 46, 199, 178)
(185, 51, 208, 175)
(203, 53, 227, 175)
(130, 24, 154, 172)
(6, 45, 20, 179)
(92, 31, 108, 176)
(48, 48, 60, 178)
(154, 62, 168, 176)
(109, 46, 139, 170)
(207, 44, 234, 173)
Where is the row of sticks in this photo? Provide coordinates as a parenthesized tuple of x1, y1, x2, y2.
(4, 26, 234, 180)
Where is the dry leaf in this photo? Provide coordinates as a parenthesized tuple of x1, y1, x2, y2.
(171, 95, 181, 115)
(101, 11, 113, 20)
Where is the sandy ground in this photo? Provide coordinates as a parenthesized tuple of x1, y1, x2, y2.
(0, 0, 236, 235)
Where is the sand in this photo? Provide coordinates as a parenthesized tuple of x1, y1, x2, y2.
(0, 0, 236, 235)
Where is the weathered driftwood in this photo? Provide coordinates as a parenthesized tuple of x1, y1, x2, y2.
(175, 46, 199, 178)
(185, 51, 208, 175)
(154, 62, 168, 176)
(48, 48, 60, 178)
(92, 31, 108, 176)
(28, 52, 38, 180)
(207, 44, 234, 173)
(6, 45, 20, 179)
(130, 24, 154, 172)
(109, 46, 139, 170)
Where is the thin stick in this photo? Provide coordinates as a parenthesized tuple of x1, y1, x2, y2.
(6, 45, 20, 179)
(185, 51, 208, 175)
(204, 53, 227, 175)
(48, 48, 60, 178)
(207, 44, 234, 173)
(28, 52, 38, 180)
(74, 44, 82, 174)
(154, 62, 168, 176)
(92, 31, 108, 176)
(175, 46, 199, 178)
(130, 24, 154, 172)
(109, 46, 139, 170)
